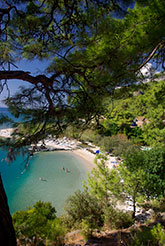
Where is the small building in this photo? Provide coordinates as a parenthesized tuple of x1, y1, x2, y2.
(136, 116, 149, 128)
(133, 90, 144, 96)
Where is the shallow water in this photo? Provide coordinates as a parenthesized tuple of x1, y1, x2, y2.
(0, 150, 90, 215)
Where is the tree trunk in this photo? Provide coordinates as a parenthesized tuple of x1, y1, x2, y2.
(132, 196, 136, 219)
(0, 174, 17, 246)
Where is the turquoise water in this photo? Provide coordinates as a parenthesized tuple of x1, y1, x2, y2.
(0, 108, 91, 215)
(0, 150, 90, 215)
(0, 107, 21, 129)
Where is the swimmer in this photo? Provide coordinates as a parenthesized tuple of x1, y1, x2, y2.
(39, 177, 47, 181)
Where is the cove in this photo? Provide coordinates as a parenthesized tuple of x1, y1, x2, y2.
(0, 150, 90, 215)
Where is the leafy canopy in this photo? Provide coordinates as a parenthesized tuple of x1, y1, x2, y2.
(12, 200, 65, 244)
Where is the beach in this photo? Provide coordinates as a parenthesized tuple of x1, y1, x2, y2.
(0, 127, 119, 170)
(0, 128, 14, 138)
(72, 149, 96, 170)
(0, 127, 136, 214)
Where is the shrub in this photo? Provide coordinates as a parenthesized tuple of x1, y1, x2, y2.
(103, 206, 134, 229)
(100, 134, 133, 156)
(92, 134, 103, 146)
(129, 223, 165, 246)
(64, 125, 80, 139)
(80, 129, 96, 143)
(80, 219, 93, 240)
(139, 198, 165, 213)
(64, 190, 104, 230)
(151, 223, 165, 246)
(12, 201, 65, 245)
(46, 218, 65, 245)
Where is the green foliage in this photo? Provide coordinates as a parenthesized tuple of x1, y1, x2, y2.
(46, 218, 65, 245)
(101, 121, 120, 136)
(64, 190, 104, 230)
(103, 80, 165, 146)
(99, 134, 134, 156)
(130, 224, 165, 246)
(151, 223, 165, 246)
(0, 0, 165, 149)
(85, 148, 164, 219)
(92, 134, 103, 146)
(118, 164, 146, 217)
(0, 0, 165, 243)
(142, 148, 165, 199)
(80, 219, 93, 240)
(12, 201, 65, 245)
(139, 198, 165, 213)
(86, 155, 122, 204)
(124, 147, 165, 199)
(79, 129, 95, 143)
(80, 129, 102, 144)
(103, 206, 134, 229)
(86, 153, 142, 217)
(0, 0, 165, 153)
(63, 125, 81, 139)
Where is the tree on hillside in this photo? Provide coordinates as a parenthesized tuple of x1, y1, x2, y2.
(86, 155, 122, 206)
(12, 201, 65, 245)
(103, 80, 165, 145)
(86, 148, 165, 218)
(86, 154, 145, 218)
(121, 148, 165, 216)
(0, 0, 165, 244)
(125, 147, 165, 199)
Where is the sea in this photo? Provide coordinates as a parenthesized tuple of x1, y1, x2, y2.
(0, 108, 90, 215)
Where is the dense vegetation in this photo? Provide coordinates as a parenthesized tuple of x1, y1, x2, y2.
(64, 78, 165, 148)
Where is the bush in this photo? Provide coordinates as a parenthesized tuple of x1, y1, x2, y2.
(46, 218, 65, 245)
(64, 190, 104, 230)
(80, 129, 96, 143)
(92, 134, 103, 146)
(103, 206, 134, 229)
(12, 201, 65, 245)
(139, 198, 165, 213)
(63, 125, 80, 139)
(80, 129, 103, 146)
(101, 120, 120, 136)
(130, 223, 165, 246)
(80, 219, 93, 240)
(100, 134, 133, 156)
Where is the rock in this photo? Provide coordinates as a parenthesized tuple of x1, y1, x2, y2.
(148, 209, 154, 215)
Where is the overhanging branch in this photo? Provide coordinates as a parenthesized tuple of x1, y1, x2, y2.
(138, 41, 165, 71)
(0, 70, 52, 86)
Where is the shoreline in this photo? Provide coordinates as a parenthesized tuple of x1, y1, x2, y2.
(0, 128, 14, 138)
(72, 149, 96, 171)
(0, 128, 138, 214)
(0, 128, 118, 170)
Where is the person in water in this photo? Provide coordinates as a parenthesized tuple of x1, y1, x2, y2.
(62, 166, 65, 171)
(39, 177, 47, 181)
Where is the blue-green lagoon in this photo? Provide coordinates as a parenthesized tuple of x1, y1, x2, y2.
(0, 150, 90, 215)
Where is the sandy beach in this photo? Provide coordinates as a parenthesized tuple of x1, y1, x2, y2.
(0, 128, 119, 170)
(0, 127, 135, 213)
(72, 149, 96, 170)
(0, 128, 14, 138)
